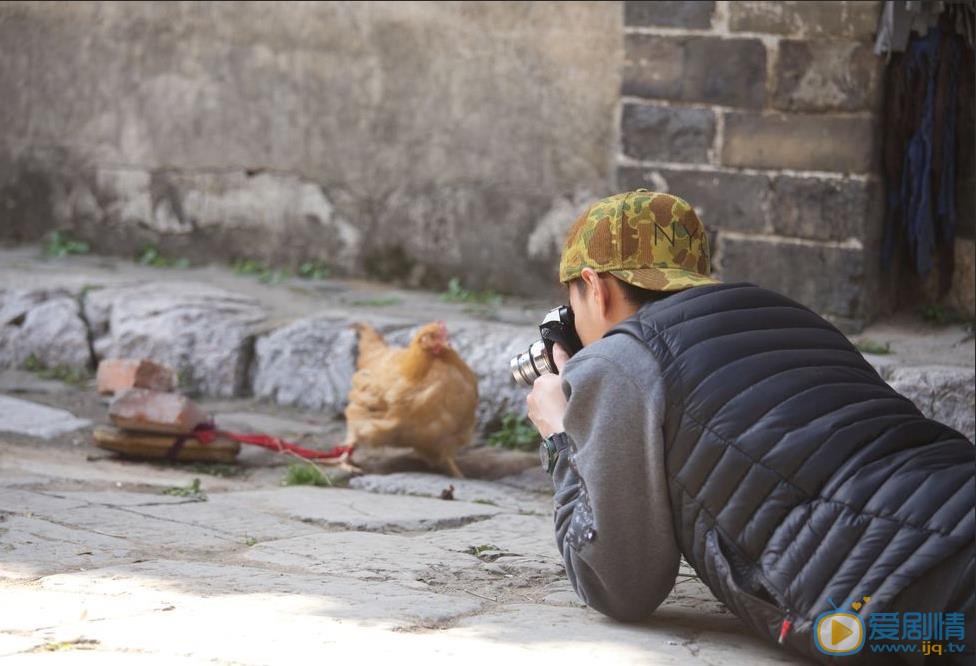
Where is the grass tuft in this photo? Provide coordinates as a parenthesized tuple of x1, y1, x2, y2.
(138, 246, 190, 269)
(486, 414, 540, 452)
(855, 339, 892, 355)
(441, 278, 502, 306)
(22, 354, 92, 387)
(43, 230, 90, 258)
(281, 462, 333, 487)
(161, 478, 207, 500)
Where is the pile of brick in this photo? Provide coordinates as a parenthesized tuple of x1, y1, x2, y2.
(93, 359, 240, 462)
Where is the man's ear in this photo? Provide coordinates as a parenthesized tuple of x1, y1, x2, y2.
(580, 268, 610, 317)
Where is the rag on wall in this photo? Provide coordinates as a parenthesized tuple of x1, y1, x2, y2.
(881, 23, 969, 291)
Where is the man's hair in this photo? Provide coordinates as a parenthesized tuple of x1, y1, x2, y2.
(569, 274, 671, 307)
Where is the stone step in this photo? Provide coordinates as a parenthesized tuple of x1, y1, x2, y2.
(1, 254, 973, 441)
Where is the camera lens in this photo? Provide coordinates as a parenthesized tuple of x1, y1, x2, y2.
(510, 339, 553, 387)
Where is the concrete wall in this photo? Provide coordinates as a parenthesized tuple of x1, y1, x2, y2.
(0, 1, 622, 296)
(1, 0, 972, 326)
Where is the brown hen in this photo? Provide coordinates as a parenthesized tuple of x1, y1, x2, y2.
(342, 321, 478, 477)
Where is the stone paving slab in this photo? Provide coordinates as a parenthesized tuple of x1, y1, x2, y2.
(423, 513, 558, 562)
(422, 513, 565, 581)
(0, 489, 89, 517)
(7, 580, 787, 665)
(0, 396, 91, 439)
(44, 505, 238, 553)
(5, 654, 218, 665)
(38, 490, 325, 544)
(49, 491, 209, 508)
(38, 559, 485, 627)
(0, 635, 46, 658)
(12, 591, 785, 665)
(0, 469, 50, 487)
(125, 499, 325, 544)
(242, 531, 481, 581)
(207, 487, 502, 532)
(0, 369, 76, 395)
(0, 440, 806, 665)
(446, 604, 794, 664)
(349, 472, 551, 514)
(0, 445, 244, 491)
(0, 515, 133, 580)
(0, 587, 169, 634)
(0, 268, 836, 666)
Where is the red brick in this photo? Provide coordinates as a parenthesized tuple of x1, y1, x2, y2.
(109, 389, 208, 434)
(96, 358, 177, 395)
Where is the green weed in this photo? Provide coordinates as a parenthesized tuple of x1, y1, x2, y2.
(22, 354, 92, 387)
(855, 339, 892, 355)
(43, 230, 90, 258)
(465, 543, 509, 563)
(350, 297, 402, 307)
(281, 462, 333, 487)
(487, 414, 539, 452)
(441, 278, 502, 306)
(233, 259, 291, 284)
(297, 261, 331, 280)
(162, 478, 207, 500)
(920, 303, 976, 332)
(38, 639, 99, 652)
(465, 544, 501, 557)
(138, 246, 190, 269)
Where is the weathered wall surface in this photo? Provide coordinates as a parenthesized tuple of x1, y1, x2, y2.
(617, 0, 887, 329)
(2, 1, 971, 327)
(0, 1, 621, 296)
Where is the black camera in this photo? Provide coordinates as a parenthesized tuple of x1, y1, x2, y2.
(510, 305, 584, 387)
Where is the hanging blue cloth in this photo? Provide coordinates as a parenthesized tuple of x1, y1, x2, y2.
(882, 26, 960, 277)
(937, 38, 959, 245)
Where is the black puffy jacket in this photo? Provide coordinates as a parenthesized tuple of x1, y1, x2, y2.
(611, 282, 975, 663)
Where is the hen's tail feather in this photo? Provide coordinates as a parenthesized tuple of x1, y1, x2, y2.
(352, 322, 387, 369)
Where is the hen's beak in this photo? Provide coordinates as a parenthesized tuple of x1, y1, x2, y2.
(435, 321, 450, 351)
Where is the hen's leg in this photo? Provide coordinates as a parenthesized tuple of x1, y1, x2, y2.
(338, 443, 363, 475)
(442, 457, 464, 479)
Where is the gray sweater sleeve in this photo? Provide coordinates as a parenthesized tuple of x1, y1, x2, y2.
(550, 332, 680, 622)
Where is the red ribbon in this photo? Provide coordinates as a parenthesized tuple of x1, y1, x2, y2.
(180, 422, 352, 461)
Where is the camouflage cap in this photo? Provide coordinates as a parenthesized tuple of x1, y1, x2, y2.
(558, 189, 720, 292)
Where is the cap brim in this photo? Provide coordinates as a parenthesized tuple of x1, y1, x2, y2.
(609, 268, 722, 292)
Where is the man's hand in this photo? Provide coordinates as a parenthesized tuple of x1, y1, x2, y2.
(526, 344, 570, 438)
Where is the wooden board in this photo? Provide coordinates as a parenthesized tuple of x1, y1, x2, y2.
(93, 425, 240, 463)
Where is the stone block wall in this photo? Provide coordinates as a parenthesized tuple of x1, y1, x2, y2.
(618, 1, 886, 329)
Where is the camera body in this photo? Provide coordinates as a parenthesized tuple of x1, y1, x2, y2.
(510, 305, 584, 387)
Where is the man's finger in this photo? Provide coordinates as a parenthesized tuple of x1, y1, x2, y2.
(552, 343, 570, 373)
